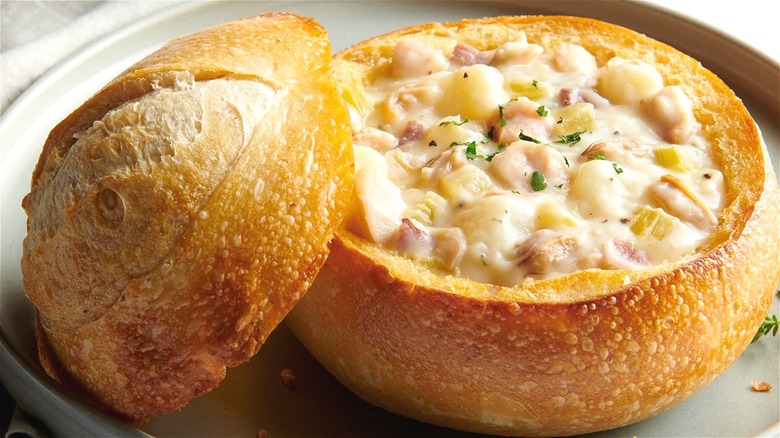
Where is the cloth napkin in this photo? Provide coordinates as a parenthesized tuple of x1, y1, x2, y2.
(1, 0, 175, 114)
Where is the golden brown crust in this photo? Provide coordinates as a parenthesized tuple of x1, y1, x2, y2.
(286, 16, 780, 436)
(22, 13, 353, 422)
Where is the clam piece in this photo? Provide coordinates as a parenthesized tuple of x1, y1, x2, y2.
(649, 174, 718, 231)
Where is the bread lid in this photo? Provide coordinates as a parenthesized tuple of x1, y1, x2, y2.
(20, 12, 353, 422)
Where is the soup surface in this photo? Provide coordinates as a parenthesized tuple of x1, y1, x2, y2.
(344, 34, 724, 286)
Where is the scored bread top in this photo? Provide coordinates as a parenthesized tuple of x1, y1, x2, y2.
(21, 12, 353, 422)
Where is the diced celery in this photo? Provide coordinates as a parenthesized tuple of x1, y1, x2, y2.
(342, 79, 372, 119)
(630, 205, 678, 238)
(407, 191, 448, 226)
(654, 146, 694, 171)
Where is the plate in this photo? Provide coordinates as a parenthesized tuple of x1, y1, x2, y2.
(1, 1, 778, 437)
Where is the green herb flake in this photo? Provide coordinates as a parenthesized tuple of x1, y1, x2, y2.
(531, 79, 539, 88)
(536, 105, 548, 117)
(555, 130, 587, 146)
(518, 130, 542, 144)
(465, 141, 478, 160)
(751, 314, 779, 343)
(428, 140, 438, 147)
(498, 105, 507, 127)
(557, 117, 564, 124)
(530, 170, 547, 191)
(592, 153, 606, 161)
(450, 140, 506, 162)
(439, 118, 468, 127)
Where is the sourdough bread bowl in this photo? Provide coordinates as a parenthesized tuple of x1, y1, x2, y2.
(285, 15, 780, 437)
(20, 13, 353, 422)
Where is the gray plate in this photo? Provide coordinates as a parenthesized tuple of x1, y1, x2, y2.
(1, 1, 778, 437)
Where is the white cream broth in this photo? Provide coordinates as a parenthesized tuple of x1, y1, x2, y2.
(344, 35, 724, 286)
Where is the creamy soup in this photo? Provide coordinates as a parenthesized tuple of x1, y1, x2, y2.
(342, 34, 724, 287)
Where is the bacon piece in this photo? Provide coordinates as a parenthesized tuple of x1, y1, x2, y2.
(398, 119, 426, 146)
(601, 240, 649, 270)
(559, 88, 585, 106)
(450, 43, 493, 66)
(559, 87, 609, 108)
(396, 218, 433, 256)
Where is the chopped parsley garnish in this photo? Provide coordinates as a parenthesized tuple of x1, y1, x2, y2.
(439, 118, 468, 126)
(536, 105, 548, 117)
(498, 105, 507, 127)
(555, 130, 587, 146)
(557, 117, 564, 124)
(465, 141, 478, 160)
(450, 140, 506, 162)
(592, 153, 606, 161)
(428, 140, 438, 147)
(518, 130, 542, 144)
(531, 79, 539, 88)
(751, 314, 779, 343)
(530, 170, 547, 191)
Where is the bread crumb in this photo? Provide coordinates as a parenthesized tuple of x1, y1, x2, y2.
(280, 368, 299, 390)
(751, 381, 772, 392)
(256, 429, 268, 438)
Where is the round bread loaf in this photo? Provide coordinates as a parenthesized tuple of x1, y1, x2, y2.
(286, 16, 780, 436)
(21, 13, 353, 423)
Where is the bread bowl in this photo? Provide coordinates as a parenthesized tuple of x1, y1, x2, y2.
(285, 15, 780, 436)
(20, 12, 353, 422)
